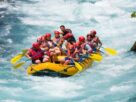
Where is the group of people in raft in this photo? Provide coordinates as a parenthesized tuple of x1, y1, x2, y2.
(26, 25, 102, 65)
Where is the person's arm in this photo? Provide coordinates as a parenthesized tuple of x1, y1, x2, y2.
(97, 37, 102, 50)
(57, 37, 64, 47)
(25, 50, 32, 59)
(67, 49, 71, 58)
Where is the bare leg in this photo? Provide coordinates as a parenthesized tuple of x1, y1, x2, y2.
(35, 60, 41, 64)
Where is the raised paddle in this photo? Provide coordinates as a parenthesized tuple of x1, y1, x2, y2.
(102, 47, 117, 56)
(10, 49, 28, 64)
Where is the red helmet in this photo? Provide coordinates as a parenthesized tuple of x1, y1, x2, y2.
(90, 30, 96, 36)
(54, 30, 60, 35)
(37, 36, 42, 42)
(45, 33, 51, 37)
(32, 42, 40, 49)
(78, 36, 85, 42)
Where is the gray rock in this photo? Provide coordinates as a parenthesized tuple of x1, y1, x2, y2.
(130, 42, 136, 52)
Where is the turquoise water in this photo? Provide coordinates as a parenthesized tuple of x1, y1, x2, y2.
(0, 0, 136, 102)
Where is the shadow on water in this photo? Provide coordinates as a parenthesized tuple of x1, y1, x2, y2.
(128, 96, 136, 102)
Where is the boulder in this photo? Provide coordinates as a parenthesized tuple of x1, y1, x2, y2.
(131, 12, 136, 18)
(130, 41, 136, 52)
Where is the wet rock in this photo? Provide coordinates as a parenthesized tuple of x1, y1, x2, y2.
(130, 41, 136, 52)
(131, 12, 136, 18)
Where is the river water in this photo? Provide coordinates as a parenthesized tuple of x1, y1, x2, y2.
(0, 0, 136, 102)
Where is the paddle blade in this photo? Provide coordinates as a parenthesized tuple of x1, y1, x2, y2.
(10, 49, 28, 64)
(104, 48, 117, 55)
(90, 54, 103, 62)
(10, 54, 24, 64)
(13, 62, 25, 69)
(74, 61, 83, 71)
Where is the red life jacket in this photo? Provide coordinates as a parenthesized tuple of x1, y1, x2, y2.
(29, 48, 43, 60)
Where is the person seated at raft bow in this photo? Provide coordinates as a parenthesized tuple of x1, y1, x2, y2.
(25, 42, 49, 64)
(89, 30, 102, 52)
(59, 25, 76, 43)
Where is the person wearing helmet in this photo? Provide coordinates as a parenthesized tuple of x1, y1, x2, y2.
(64, 33, 76, 49)
(86, 34, 95, 52)
(59, 25, 76, 43)
(25, 42, 49, 64)
(45, 32, 63, 62)
(53, 30, 66, 55)
(89, 30, 102, 51)
(78, 36, 93, 57)
(61, 44, 82, 65)
(53, 30, 64, 47)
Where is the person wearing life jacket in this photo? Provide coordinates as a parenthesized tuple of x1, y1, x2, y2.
(86, 34, 95, 52)
(90, 30, 102, 51)
(61, 44, 82, 65)
(25, 42, 49, 64)
(45, 33, 62, 62)
(40, 34, 49, 51)
(53, 30, 64, 47)
(39, 34, 51, 62)
(78, 36, 93, 57)
(59, 25, 76, 43)
(53, 30, 65, 55)
(64, 33, 76, 49)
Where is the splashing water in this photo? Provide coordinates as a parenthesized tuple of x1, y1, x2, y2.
(0, 0, 136, 102)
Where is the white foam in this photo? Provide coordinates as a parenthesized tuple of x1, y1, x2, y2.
(0, 80, 7, 84)
(0, 100, 21, 102)
(0, 86, 24, 97)
(110, 85, 132, 92)
(27, 77, 83, 98)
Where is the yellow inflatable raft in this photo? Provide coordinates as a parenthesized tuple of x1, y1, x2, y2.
(27, 56, 94, 77)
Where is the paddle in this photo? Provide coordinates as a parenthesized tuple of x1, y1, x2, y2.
(13, 49, 46, 69)
(73, 60, 83, 71)
(10, 49, 28, 64)
(102, 47, 117, 56)
(89, 53, 103, 62)
(13, 62, 26, 69)
(66, 57, 83, 71)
